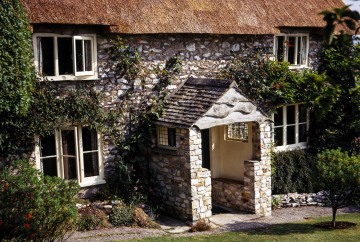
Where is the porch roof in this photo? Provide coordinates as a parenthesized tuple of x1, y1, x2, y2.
(156, 78, 269, 129)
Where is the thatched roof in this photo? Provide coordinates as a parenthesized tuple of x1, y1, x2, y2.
(157, 78, 268, 129)
(21, 0, 345, 34)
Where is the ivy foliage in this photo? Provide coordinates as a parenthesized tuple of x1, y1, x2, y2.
(0, 0, 35, 115)
(31, 81, 107, 136)
(104, 37, 182, 204)
(219, 50, 318, 112)
(0, 0, 37, 157)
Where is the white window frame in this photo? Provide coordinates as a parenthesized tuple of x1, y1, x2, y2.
(272, 104, 309, 151)
(156, 125, 177, 150)
(274, 34, 309, 68)
(33, 33, 98, 81)
(35, 126, 105, 187)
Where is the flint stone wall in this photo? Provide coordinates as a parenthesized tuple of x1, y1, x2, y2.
(150, 127, 211, 222)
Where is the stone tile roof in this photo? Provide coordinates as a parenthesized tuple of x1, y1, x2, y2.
(21, 0, 345, 34)
(157, 78, 235, 127)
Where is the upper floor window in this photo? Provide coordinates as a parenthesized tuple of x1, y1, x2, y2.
(157, 126, 176, 149)
(274, 34, 309, 67)
(272, 104, 309, 149)
(33, 34, 97, 80)
(35, 126, 104, 187)
(225, 122, 249, 142)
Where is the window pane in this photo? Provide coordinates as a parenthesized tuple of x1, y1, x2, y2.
(84, 40, 92, 71)
(274, 107, 283, 126)
(41, 157, 57, 177)
(158, 126, 168, 146)
(83, 152, 99, 177)
(75, 39, 83, 72)
(62, 130, 76, 156)
(274, 127, 283, 146)
(40, 133, 56, 157)
(301, 36, 307, 65)
(287, 106, 295, 124)
(276, 36, 284, 62)
(38, 37, 55, 76)
(168, 128, 176, 147)
(299, 104, 307, 123)
(58, 37, 73, 75)
(287, 126, 296, 144)
(82, 128, 98, 151)
(299, 123, 307, 143)
(63, 157, 77, 180)
(287, 37, 296, 64)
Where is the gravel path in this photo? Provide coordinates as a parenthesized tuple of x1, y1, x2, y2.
(67, 206, 360, 242)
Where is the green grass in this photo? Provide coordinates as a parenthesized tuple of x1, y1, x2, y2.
(128, 213, 360, 242)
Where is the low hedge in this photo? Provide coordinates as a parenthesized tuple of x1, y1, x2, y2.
(271, 148, 318, 194)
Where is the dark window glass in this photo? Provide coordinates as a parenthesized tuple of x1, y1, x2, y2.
(63, 157, 77, 180)
(40, 134, 56, 157)
(41, 157, 57, 177)
(84, 40, 92, 71)
(76, 40, 83, 72)
(287, 106, 295, 125)
(276, 36, 284, 62)
(274, 127, 283, 146)
(83, 153, 99, 177)
(288, 37, 295, 64)
(168, 128, 176, 147)
(274, 107, 283, 126)
(82, 128, 97, 151)
(38, 37, 55, 76)
(299, 104, 307, 123)
(287, 126, 296, 144)
(61, 130, 76, 156)
(299, 123, 307, 143)
(58, 37, 73, 75)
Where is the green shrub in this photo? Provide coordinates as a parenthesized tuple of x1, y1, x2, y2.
(271, 148, 318, 194)
(110, 205, 135, 226)
(0, 160, 79, 241)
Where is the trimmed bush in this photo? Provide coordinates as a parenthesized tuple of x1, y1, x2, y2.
(271, 148, 318, 194)
(0, 160, 79, 241)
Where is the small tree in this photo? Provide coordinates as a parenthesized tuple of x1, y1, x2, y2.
(317, 149, 360, 228)
(309, 6, 360, 154)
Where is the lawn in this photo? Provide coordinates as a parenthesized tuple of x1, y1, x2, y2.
(128, 213, 360, 242)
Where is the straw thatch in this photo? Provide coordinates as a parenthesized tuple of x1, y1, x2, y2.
(21, 0, 345, 34)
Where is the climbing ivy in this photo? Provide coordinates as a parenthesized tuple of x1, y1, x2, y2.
(104, 37, 182, 203)
(218, 50, 318, 112)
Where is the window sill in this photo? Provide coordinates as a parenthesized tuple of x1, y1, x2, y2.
(273, 143, 308, 152)
(288, 66, 310, 70)
(39, 75, 99, 82)
(79, 179, 106, 188)
(152, 147, 178, 155)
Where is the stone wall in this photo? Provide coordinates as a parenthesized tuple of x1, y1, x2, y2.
(149, 127, 212, 222)
(212, 178, 246, 210)
(150, 128, 192, 220)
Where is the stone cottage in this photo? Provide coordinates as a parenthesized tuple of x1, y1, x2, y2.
(21, 0, 345, 221)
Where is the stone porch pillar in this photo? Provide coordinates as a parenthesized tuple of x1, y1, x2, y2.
(243, 121, 272, 216)
(189, 127, 212, 221)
